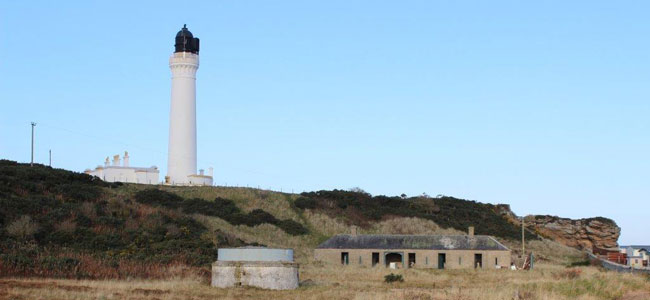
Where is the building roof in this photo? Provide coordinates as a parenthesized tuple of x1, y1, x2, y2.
(621, 245, 650, 249)
(175, 24, 199, 54)
(316, 234, 509, 251)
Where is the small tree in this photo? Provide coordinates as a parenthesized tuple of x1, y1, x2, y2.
(6, 215, 39, 239)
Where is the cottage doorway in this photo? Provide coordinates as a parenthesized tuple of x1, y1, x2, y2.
(341, 252, 349, 265)
(384, 252, 403, 268)
(372, 252, 380, 267)
(437, 253, 446, 269)
(474, 253, 483, 268)
(408, 253, 416, 268)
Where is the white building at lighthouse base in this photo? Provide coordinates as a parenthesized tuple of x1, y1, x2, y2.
(85, 152, 160, 184)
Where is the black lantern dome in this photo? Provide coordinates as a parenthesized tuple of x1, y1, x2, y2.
(175, 24, 200, 54)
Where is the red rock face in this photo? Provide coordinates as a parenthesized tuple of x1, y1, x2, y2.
(494, 205, 620, 250)
(525, 215, 620, 250)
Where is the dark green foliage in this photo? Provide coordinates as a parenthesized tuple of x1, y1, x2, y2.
(135, 190, 309, 235)
(568, 259, 591, 267)
(0, 161, 218, 272)
(134, 189, 183, 208)
(0, 160, 304, 278)
(245, 209, 278, 225)
(55, 183, 103, 202)
(299, 190, 539, 241)
(75, 214, 92, 227)
(0, 253, 34, 269)
(39, 256, 80, 271)
(277, 219, 309, 235)
(294, 197, 317, 209)
(384, 273, 404, 283)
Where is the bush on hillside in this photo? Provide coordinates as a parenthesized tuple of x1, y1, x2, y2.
(6, 215, 39, 239)
(134, 189, 183, 208)
(277, 219, 309, 235)
(298, 189, 539, 240)
(294, 197, 317, 209)
(133, 189, 309, 236)
(245, 209, 278, 225)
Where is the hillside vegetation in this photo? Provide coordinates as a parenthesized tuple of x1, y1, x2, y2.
(0, 160, 577, 279)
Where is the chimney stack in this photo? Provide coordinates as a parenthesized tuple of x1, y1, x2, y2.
(351, 226, 358, 236)
(112, 155, 120, 166)
(208, 167, 213, 177)
(123, 151, 130, 167)
(104, 157, 110, 167)
(199, 169, 204, 175)
(468, 226, 475, 237)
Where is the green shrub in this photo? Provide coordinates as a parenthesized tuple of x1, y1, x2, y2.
(210, 197, 240, 215)
(176, 196, 309, 235)
(75, 214, 92, 227)
(384, 273, 404, 283)
(6, 215, 39, 239)
(180, 197, 240, 218)
(0, 253, 34, 269)
(299, 190, 537, 240)
(568, 259, 591, 267)
(181, 198, 221, 216)
(39, 256, 80, 271)
(134, 189, 182, 208)
(294, 197, 317, 209)
(55, 183, 103, 202)
(277, 219, 309, 235)
(246, 209, 278, 225)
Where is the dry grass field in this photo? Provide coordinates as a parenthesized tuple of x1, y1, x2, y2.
(2, 264, 649, 300)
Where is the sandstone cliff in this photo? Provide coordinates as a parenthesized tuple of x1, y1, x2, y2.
(495, 205, 620, 250)
(525, 215, 620, 250)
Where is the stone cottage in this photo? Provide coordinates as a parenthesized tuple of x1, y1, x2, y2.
(314, 229, 511, 269)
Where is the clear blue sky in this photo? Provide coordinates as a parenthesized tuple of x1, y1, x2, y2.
(1, 1, 648, 244)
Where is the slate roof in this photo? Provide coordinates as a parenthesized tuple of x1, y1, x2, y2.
(316, 234, 509, 251)
(623, 245, 650, 251)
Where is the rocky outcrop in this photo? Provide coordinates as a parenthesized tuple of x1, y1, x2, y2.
(494, 205, 620, 250)
(524, 215, 620, 250)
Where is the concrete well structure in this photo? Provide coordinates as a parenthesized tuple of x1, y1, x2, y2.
(212, 247, 299, 290)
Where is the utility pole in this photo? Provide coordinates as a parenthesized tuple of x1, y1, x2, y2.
(30, 122, 36, 166)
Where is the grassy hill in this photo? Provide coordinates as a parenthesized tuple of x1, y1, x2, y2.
(0, 160, 579, 279)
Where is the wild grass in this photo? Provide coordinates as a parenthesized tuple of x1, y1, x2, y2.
(3, 264, 649, 300)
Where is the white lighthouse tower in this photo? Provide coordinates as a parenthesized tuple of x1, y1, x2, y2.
(166, 25, 213, 186)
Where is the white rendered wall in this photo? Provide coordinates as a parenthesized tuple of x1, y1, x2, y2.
(135, 171, 159, 184)
(167, 52, 199, 185)
(188, 175, 213, 186)
(87, 167, 159, 184)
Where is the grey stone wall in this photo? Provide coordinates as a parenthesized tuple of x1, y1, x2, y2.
(587, 252, 650, 274)
(211, 261, 299, 290)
